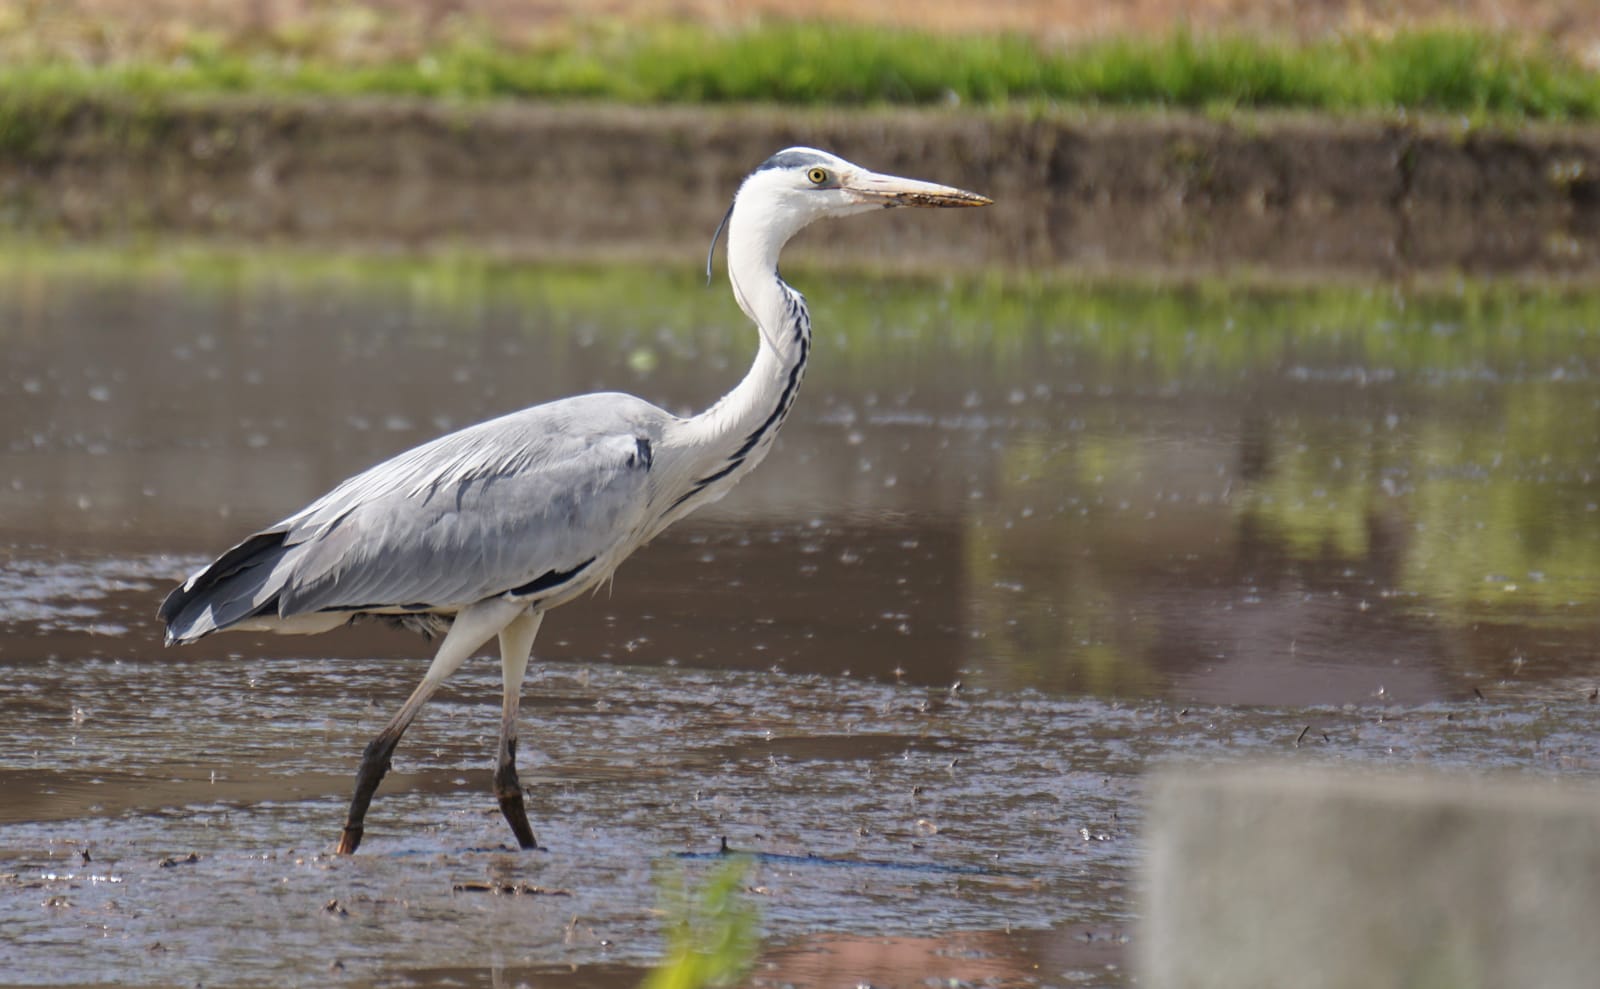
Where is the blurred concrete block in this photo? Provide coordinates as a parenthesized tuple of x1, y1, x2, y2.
(1141, 763, 1600, 989)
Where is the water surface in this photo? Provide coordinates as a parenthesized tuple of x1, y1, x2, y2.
(2, 251, 1599, 986)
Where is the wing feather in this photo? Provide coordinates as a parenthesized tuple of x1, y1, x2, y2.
(162, 392, 669, 639)
(273, 396, 661, 615)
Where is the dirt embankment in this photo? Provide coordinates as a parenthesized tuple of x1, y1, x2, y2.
(4, 97, 1600, 277)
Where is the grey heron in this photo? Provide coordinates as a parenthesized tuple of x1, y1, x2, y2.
(159, 147, 990, 854)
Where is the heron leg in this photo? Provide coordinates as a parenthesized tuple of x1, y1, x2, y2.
(336, 598, 526, 855)
(494, 609, 544, 850)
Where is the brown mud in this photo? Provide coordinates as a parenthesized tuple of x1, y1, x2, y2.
(5, 97, 1600, 276)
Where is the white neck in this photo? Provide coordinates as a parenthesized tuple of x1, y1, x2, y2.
(660, 191, 813, 519)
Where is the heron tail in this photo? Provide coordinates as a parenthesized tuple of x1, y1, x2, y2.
(158, 530, 291, 645)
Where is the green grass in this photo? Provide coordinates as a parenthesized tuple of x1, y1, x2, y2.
(642, 856, 759, 989)
(0, 24, 1596, 119)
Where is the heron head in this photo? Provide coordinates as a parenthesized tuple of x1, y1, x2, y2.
(708, 147, 991, 280)
(748, 147, 991, 217)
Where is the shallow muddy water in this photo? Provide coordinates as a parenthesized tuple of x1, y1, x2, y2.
(2, 251, 1599, 987)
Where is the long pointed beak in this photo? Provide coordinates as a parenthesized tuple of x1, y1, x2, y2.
(845, 170, 992, 208)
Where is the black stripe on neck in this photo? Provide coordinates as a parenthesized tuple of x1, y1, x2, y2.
(668, 286, 811, 512)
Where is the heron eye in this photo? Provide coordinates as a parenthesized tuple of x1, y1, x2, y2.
(807, 167, 829, 185)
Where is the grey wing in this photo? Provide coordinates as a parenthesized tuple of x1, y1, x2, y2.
(278, 424, 655, 614)
(161, 395, 663, 641)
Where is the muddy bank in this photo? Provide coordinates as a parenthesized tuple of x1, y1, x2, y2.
(3, 97, 1600, 275)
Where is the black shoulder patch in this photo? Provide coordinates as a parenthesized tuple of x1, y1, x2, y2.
(631, 437, 653, 470)
(755, 149, 832, 173)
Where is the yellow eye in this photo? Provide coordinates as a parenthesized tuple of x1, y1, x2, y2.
(807, 167, 829, 185)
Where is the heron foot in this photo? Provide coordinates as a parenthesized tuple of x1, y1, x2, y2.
(336, 824, 364, 856)
(337, 733, 400, 855)
(493, 757, 538, 849)
(496, 789, 539, 850)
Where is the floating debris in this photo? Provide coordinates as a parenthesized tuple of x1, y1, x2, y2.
(157, 853, 199, 868)
(451, 880, 572, 897)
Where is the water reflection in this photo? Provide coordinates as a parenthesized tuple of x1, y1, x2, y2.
(2, 250, 1598, 708)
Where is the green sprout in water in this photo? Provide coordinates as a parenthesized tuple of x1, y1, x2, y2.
(642, 854, 760, 989)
